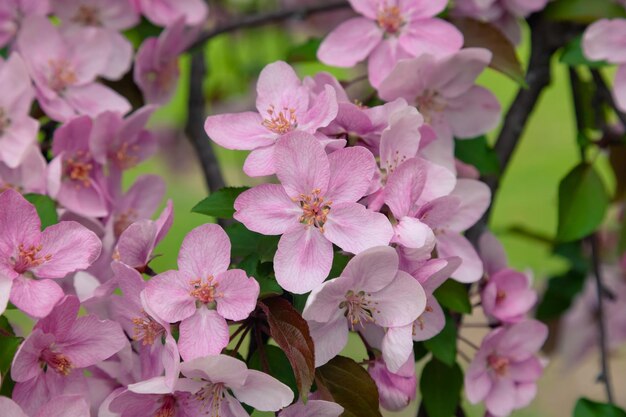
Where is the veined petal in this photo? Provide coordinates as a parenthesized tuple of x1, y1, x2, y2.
(233, 184, 301, 235)
(324, 202, 393, 254)
(178, 309, 229, 361)
(178, 224, 231, 277)
(215, 269, 259, 321)
(205, 112, 275, 150)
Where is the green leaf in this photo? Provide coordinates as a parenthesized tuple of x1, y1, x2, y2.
(545, 0, 626, 23)
(434, 281, 471, 314)
(454, 136, 500, 176)
(225, 222, 279, 261)
(237, 256, 283, 298)
(0, 334, 22, 391)
(249, 345, 299, 397)
(560, 35, 608, 68)
(424, 314, 457, 366)
(449, 17, 526, 87)
(329, 252, 351, 279)
(316, 356, 383, 417)
(24, 193, 58, 230)
(287, 38, 322, 63)
(258, 297, 316, 399)
(536, 268, 586, 321)
(557, 164, 610, 242)
(191, 187, 249, 219)
(420, 359, 463, 417)
(574, 398, 626, 417)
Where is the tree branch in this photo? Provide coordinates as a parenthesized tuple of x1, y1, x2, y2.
(185, 50, 226, 194)
(589, 233, 615, 404)
(186, 0, 350, 52)
(590, 69, 626, 128)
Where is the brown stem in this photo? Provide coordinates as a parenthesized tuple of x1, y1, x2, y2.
(591, 69, 626, 128)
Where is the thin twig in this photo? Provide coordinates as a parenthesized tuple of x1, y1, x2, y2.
(569, 67, 588, 160)
(186, 0, 350, 52)
(590, 69, 626, 128)
(589, 233, 615, 404)
(458, 334, 480, 351)
(231, 324, 252, 356)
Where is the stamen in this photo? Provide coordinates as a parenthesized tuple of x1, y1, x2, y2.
(416, 90, 447, 124)
(114, 208, 138, 237)
(189, 277, 223, 305)
(339, 290, 379, 330)
(72, 5, 102, 26)
(495, 290, 507, 304)
(487, 353, 509, 377)
(114, 142, 141, 169)
(64, 150, 93, 188)
(48, 59, 78, 93)
(296, 189, 332, 231)
(132, 310, 165, 346)
(0, 107, 11, 136)
(413, 305, 434, 332)
(12, 244, 51, 274)
(262, 105, 298, 134)
(377, 3, 405, 35)
(193, 383, 226, 417)
(40, 348, 73, 376)
(155, 395, 177, 417)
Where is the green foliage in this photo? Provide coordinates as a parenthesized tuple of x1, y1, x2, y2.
(424, 314, 457, 366)
(536, 268, 587, 320)
(545, 0, 626, 23)
(225, 222, 279, 261)
(258, 297, 316, 399)
(328, 251, 352, 279)
(192, 187, 249, 219)
(238, 255, 283, 298)
(249, 345, 299, 397)
(450, 17, 526, 87)
(420, 359, 464, 417)
(434, 281, 472, 314)
(287, 38, 322, 63)
(560, 35, 608, 68)
(316, 356, 383, 417)
(24, 193, 58, 230)
(454, 136, 500, 176)
(574, 398, 626, 417)
(0, 333, 22, 393)
(557, 164, 610, 242)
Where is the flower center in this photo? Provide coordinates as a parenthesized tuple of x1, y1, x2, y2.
(40, 348, 73, 376)
(114, 142, 141, 169)
(64, 151, 93, 188)
(487, 353, 509, 377)
(297, 189, 332, 231)
(189, 277, 223, 306)
(339, 290, 379, 330)
(114, 208, 139, 238)
(262, 105, 298, 134)
(48, 59, 78, 93)
(194, 382, 226, 417)
(416, 91, 447, 124)
(13, 244, 51, 274)
(413, 305, 434, 333)
(0, 107, 11, 136)
(495, 289, 507, 304)
(377, 4, 405, 35)
(132, 310, 165, 346)
(154, 395, 177, 417)
(72, 5, 102, 26)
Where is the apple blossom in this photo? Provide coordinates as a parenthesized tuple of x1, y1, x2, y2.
(132, 0, 209, 27)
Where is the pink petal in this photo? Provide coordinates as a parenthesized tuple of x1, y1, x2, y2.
(446, 179, 491, 232)
(178, 224, 231, 277)
(436, 232, 484, 283)
(205, 112, 275, 150)
(274, 132, 330, 199)
(215, 269, 260, 321)
(33, 221, 102, 278)
(371, 271, 426, 327)
(478, 231, 508, 276)
(382, 324, 414, 373)
(412, 295, 445, 341)
(0, 188, 41, 249)
(232, 369, 294, 411)
(11, 329, 55, 382)
(464, 370, 492, 404)
(255, 61, 304, 112)
(180, 354, 248, 387)
(61, 315, 126, 367)
(497, 320, 548, 361)
(65, 83, 131, 118)
(393, 217, 435, 250)
(508, 357, 543, 383)
(0, 397, 28, 417)
(280, 400, 344, 417)
(35, 295, 79, 338)
(405, 0, 448, 18)
(10, 276, 64, 318)
(233, 184, 301, 235)
(400, 18, 463, 59)
(429, 48, 492, 98)
(368, 39, 410, 89)
(115, 220, 158, 268)
(144, 270, 197, 323)
(614, 65, 626, 112)
(0, 273, 12, 316)
(303, 277, 355, 323)
(178, 308, 229, 361)
(485, 378, 516, 417)
(317, 18, 382, 67)
(446, 86, 501, 139)
(384, 157, 427, 218)
(343, 246, 399, 291)
(514, 382, 538, 409)
(274, 227, 333, 294)
(308, 314, 349, 367)
(243, 145, 277, 177)
(347, 0, 379, 19)
(377, 55, 433, 102)
(298, 84, 339, 132)
(582, 19, 626, 63)
(326, 146, 377, 203)
(324, 202, 393, 254)
(379, 105, 423, 171)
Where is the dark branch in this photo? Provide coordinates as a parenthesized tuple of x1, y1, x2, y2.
(589, 234, 615, 404)
(187, 0, 350, 52)
(590, 69, 626, 128)
(185, 50, 226, 194)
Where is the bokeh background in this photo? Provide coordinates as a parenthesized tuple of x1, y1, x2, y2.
(7, 13, 625, 417)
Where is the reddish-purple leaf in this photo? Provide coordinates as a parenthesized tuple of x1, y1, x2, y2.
(258, 297, 315, 399)
(316, 356, 383, 417)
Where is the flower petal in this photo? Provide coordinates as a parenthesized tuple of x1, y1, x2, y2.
(232, 369, 294, 411)
(324, 202, 393, 254)
(10, 276, 64, 318)
(399, 18, 463, 59)
(371, 271, 426, 327)
(341, 246, 398, 292)
(317, 18, 382, 67)
(233, 184, 300, 235)
(144, 270, 196, 323)
(178, 224, 231, 277)
(382, 324, 414, 373)
(215, 270, 260, 321)
(326, 146, 377, 204)
(178, 308, 229, 361)
(205, 112, 275, 150)
(436, 232, 484, 283)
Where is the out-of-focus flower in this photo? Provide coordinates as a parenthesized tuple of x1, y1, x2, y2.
(132, 0, 208, 27)
(0, 147, 47, 194)
(368, 353, 417, 411)
(0, 0, 49, 48)
(0, 394, 90, 417)
(279, 400, 344, 417)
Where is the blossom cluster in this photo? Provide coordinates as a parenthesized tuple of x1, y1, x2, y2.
(0, 0, 554, 416)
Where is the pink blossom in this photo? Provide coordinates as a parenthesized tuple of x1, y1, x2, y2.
(482, 269, 536, 324)
(279, 400, 344, 417)
(465, 320, 548, 417)
(303, 246, 426, 367)
(0, 147, 47, 194)
(16, 16, 130, 122)
(583, 19, 626, 111)
(318, 0, 463, 87)
(205, 61, 339, 177)
(134, 18, 200, 105)
(11, 296, 126, 414)
(368, 353, 417, 411)
(0, 53, 39, 168)
(378, 48, 501, 144)
(0, 394, 90, 417)
(132, 0, 208, 27)
(0, 189, 101, 318)
(234, 132, 393, 293)
(0, 0, 49, 48)
(144, 224, 260, 361)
